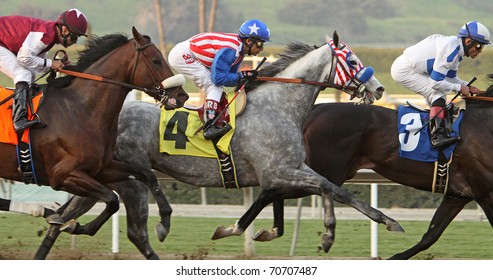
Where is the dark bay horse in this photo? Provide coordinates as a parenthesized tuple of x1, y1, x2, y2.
(0, 27, 188, 258)
(245, 84, 493, 259)
(35, 33, 403, 259)
(304, 97, 493, 259)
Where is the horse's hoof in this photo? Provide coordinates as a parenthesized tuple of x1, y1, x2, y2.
(45, 213, 64, 225)
(211, 225, 227, 240)
(60, 219, 78, 233)
(155, 223, 169, 242)
(147, 253, 160, 260)
(253, 228, 278, 242)
(320, 233, 334, 253)
(212, 223, 243, 240)
(387, 221, 405, 232)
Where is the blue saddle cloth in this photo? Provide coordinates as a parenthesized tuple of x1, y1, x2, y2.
(397, 105, 462, 162)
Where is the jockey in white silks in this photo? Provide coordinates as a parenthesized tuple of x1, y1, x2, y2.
(391, 21, 490, 148)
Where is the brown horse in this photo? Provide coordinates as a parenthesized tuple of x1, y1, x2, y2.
(0, 27, 188, 256)
(244, 83, 493, 259)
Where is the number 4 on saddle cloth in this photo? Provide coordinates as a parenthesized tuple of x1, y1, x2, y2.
(159, 91, 246, 189)
(397, 103, 463, 193)
(0, 85, 45, 184)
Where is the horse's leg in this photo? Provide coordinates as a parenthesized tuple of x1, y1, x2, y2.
(476, 192, 493, 225)
(99, 160, 172, 242)
(0, 198, 63, 224)
(212, 190, 289, 240)
(114, 180, 161, 260)
(209, 171, 331, 252)
(213, 162, 404, 253)
(35, 224, 63, 260)
(252, 199, 285, 241)
(34, 196, 98, 259)
(0, 198, 9, 211)
(389, 195, 469, 260)
(51, 171, 120, 236)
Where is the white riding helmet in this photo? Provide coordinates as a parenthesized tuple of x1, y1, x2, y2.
(458, 21, 490, 44)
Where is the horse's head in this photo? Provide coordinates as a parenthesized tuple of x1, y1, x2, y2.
(325, 31, 385, 104)
(130, 27, 189, 110)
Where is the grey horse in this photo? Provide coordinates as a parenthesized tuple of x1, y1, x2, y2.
(35, 33, 403, 259)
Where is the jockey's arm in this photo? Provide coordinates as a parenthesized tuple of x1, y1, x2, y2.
(211, 48, 242, 87)
(17, 32, 51, 70)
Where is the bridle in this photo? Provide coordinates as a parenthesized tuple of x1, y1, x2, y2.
(55, 39, 172, 106)
(326, 39, 371, 100)
(256, 41, 370, 95)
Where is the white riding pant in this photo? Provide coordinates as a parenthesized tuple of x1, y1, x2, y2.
(391, 54, 445, 106)
(0, 46, 35, 84)
(168, 41, 223, 102)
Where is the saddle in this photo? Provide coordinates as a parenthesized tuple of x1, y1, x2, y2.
(0, 84, 47, 184)
(399, 101, 465, 194)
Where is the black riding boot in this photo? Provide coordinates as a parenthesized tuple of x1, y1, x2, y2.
(429, 117, 458, 148)
(203, 99, 231, 140)
(12, 82, 43, 132)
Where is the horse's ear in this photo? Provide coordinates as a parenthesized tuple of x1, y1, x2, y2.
(132, 26, 145, 45)
(333, 31, 339, 47)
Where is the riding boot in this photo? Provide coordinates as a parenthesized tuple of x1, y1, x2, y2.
(429, 117, 458, 148)
(203, 99, 231, 140)
(12, 82, 41, 132)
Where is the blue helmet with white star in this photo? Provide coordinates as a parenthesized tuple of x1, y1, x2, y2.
(239, 19, 271, 42)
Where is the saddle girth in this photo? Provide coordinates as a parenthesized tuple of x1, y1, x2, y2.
(212, 138, 238, 189)
(16, 132, 37, 184)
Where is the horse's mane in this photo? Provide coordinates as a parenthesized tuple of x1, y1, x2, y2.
(245, 42, 318, 91)
(485, 74, 493, 96)
(48, 33, 129, 88)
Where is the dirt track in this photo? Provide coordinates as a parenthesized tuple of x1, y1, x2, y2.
(0, 204, 486, 260)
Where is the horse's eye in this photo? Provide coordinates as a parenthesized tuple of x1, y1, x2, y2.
(347, 54, 359, 68)
(153, 58, 162, 66)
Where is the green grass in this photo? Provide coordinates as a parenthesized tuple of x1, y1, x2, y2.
(0, 213, 492, 260)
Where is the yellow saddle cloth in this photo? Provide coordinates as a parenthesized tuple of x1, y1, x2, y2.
(159, 92, 236, 157)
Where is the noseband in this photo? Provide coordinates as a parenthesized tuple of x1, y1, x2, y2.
(129, 41, 171, 105)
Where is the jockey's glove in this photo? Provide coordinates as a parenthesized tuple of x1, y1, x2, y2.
(240, 70, 258, 81)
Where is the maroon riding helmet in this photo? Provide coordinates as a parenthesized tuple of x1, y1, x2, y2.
(56, 8, 88, 36)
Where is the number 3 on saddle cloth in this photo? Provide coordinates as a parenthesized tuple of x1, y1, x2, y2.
(159, 91, 246, 189)
(0, 85, 45, 184)
(397, 104, 463, 194)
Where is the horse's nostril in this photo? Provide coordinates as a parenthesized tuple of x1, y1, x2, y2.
(377, 86, 385, 93)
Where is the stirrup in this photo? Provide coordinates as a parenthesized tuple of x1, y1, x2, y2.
(14, 117, 46, 132)
(431, 134, 459, 148)
(203, 123, 232, 140)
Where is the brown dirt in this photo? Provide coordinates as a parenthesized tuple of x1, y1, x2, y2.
(0, 247, 359, 260)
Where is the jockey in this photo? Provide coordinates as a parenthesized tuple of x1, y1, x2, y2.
(0, 8, 88, 133)
(168, 19, 271, 140)
(391, 21, 490, 148)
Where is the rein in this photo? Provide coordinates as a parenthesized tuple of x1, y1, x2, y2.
(255, 76, 357, 91)
(463, 95, 493, 102)
(57, 69, 161, 95)
(56, 41, 165, 96)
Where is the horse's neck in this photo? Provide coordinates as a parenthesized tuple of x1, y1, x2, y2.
(70, 48, 134, 127)
(258, 45, 330, 123)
